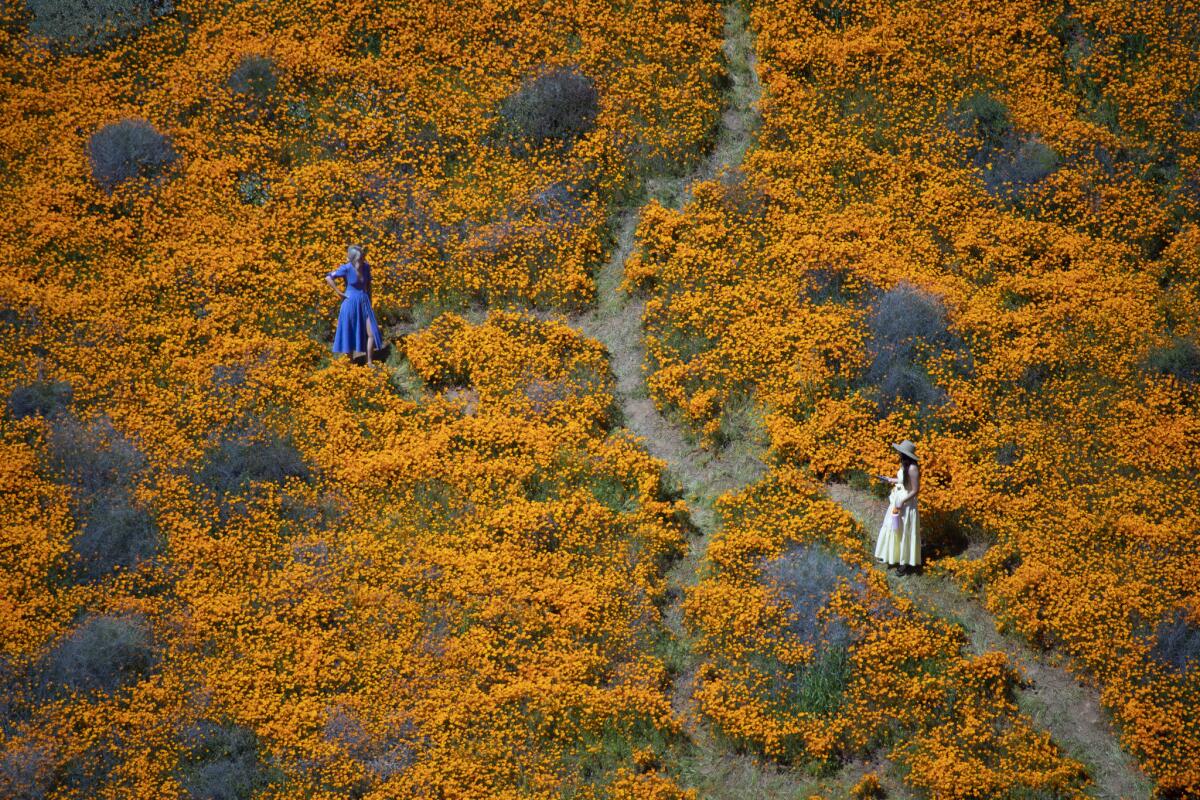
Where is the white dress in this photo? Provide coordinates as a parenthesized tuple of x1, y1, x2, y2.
(874, 465, 920, 566)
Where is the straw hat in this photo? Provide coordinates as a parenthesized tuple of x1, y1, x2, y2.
(891, 439, 919, 462)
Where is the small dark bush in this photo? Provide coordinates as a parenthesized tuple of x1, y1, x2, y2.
(948, 92, 1058, 202)
(389, 195, 469, 266)
(74, 493, 159, 582)
(0, 744, 52, 800)
(862, 281, 966, 415)
(54, 744, 119, 798)
(27, 0, 172, 53)
(530, 179, 589, 225)
(1177, 85, 1200, 132)
(761, 542, 864, 649)
(46, 416, 161, 582)
(802, 267, 856, 305)
(994, 440, 1022, 466)
(1017, 361, 1052, 393)
(322, 706, 421, 781)
(497, 65, 598, 153)
(87, 118, 178, 194)
(949, 91, 1010, 144)
(1150, 608, 1200, 674)
(47, 415, 146, 498)
(40, 613, 156, 696)
(6, 380, 72, 420)
(226, 54, 277, 101)
(1145, 336, 1200, 385)
(235, 172, 269, 206)
(178, 720, 278, 800)
(813, 0, 854, 29)
(872, 362, 944, 413)
(211, 363, 249, 390)
(983, 135, 1059, 198)
(719, 167, 769, 219)
(196, 429, 312, 496)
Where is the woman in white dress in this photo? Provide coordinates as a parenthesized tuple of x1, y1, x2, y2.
(873, 439, 921, 573)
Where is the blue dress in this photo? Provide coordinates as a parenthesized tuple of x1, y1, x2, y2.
(327, 261, 382, 355)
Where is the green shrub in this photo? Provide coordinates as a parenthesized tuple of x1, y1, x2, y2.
(949, 91, 1010, 144)
(590, 474, 637, 515)
(87, 118, 178, 193)
(862, 280, 969, 416)
(226, 54, 277, 101)
(812, 0, 855, 29)
(784, 644, 852, 716)
(497, 65, 598, 154)
(1145, 335, 1200, 385)
(40, 613, 156, 697)
(6, 379, 72, 420)
(1178, 85, 1200, 132)
(26, 0, 171, 53)
(177, 720, 280, 800)
(47, 415, 161, 582)
(235, 172, 269, 206)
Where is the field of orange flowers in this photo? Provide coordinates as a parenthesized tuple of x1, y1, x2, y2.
(0, 0, 721, 796)
(2, 0, 1198, 797)
(628, 0, 1200, 795)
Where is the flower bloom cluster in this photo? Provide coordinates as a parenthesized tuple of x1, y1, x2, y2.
(0, 0, 721, 795)
(684, 467, 1090, 798)
(630, 0, 1200, 792)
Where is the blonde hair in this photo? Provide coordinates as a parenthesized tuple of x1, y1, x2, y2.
(346, 244, 370, 292)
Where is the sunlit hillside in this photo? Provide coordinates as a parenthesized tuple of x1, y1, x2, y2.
(1, 1, 1196, 798)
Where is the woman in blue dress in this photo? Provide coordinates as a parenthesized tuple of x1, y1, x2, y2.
(325, 245, 383, 365)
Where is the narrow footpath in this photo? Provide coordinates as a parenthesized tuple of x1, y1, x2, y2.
(569, 1, 1150, 797)
(570, 3, 909, 795)
(827, 483, 1151, 799)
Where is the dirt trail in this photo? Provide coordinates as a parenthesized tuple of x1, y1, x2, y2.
(570, 3, 838, 795)
(572, 2, 1149, 798)
(828, 482, 1152, 799)
(572, 1, 765, 720)
(573, 0, 765, 532)
(573, 4, 916, 797)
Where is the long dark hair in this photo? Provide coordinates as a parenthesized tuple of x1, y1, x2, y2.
(898, 453, 917, 486)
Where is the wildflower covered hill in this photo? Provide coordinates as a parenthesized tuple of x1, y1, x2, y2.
(0, 0, 1195, 798)
(0, 0, 722, 796)
(625, 0, 1200, 794)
